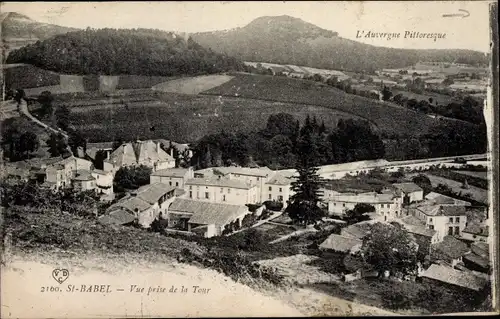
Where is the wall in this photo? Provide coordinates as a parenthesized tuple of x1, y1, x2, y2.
(185, 184, 257, 205)
(151, 175, 185, 188)
(263, 183, 293, 207)
(99, 76, 119, 92)
(408, 190, 424, 203)
(228, 173, 269, 203)
(461, 231, 488, 243)
(92, 172, 114, 195)
(327, 195, 402, 221)
(426, 215, 467, 242)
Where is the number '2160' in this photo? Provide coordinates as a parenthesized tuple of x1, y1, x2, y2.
(40, 286, 60, 292)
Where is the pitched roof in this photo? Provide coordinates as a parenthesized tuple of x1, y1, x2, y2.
(341, 222, 373, 240)
(319, 234, 362, 253)
(431, 236, 470, 261)
(400, 215, 426, 226)
(109, 196, 151, 213)
(419, 264, 488, 291)
(87, 142, 115, 150)
(104, 140, 174, 166)
(266, 172, 294, 185)
(72, 170, 95, 181)
(330, 191, 397, 204)
(471, 242, 489, 259)
(99, 209, 135, 225)
(463, 253, 490, 269)
(168, 198, 248, 226)
(417, 204, 468, 217)
(133, 183, 176, 205)
(215, 166, 272, 177)
(463, 223, 489, 236)
(392, 182, 423, 193)
(151, 168, 190, 178)
(424, 192, 471, 206)
(185, 177, 253, 190)
(91, 169, 111, 175)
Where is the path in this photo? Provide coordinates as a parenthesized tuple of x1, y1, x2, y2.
(269, 228, 318, 244)
(18, 99, 69, 139)
(226, 210, 284, 236)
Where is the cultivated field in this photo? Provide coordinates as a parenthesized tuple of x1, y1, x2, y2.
(453, 170, 488, 180)
(202, 74, 446, 136)
(152, 75, 234, 95)
(425, 174, 489, 204)
(69, 93, 365, 143)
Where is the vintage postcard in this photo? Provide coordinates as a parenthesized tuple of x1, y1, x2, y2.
(1, 1, 498, 317)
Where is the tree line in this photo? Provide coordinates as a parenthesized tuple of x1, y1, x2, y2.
(6, 28, 245, 76)
(190, 113, 386, 170)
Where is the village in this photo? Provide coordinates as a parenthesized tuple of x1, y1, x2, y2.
(1, 131, 491, 302)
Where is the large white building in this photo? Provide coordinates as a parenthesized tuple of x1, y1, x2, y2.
(150, 167, 194, 189)
(326, 189, 403, 221)
(412, 204, 468, 242)
(185, 176, 259, 205)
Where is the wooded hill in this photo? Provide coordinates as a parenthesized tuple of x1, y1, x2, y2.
(6, 28, 245, 76)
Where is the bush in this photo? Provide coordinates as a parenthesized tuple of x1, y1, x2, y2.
(263, 200, 283, 211)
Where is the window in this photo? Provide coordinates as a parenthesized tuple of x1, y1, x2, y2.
(278, 195, 283, 202)
(175, 182, 179, 187)
(429, 218, 433, 223)
(342, 203, 345, 207)
(455, 217, 460, 223)
(448, 227, 453, 236)
(279, 188, 282, 192)
(333, 203, 336, 206)
(454, 226, 460, 235)
(169, 182, 172, 186)
(257, 177, 260, 181)
(449, 217, 453, 223)
(381, 204, 384, 208)
(189, 186, 192, 190)
(205, 192, 209, 199)
(223, 195, 226, 202)
(269, 186, 272, 191)
(268, 194, 272, 200)
(429, 225, 434, 230)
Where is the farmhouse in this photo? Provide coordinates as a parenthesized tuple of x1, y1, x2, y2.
(213, 166, 274, 203)
(412, 204, 468, 242)
(105, 183, 177, 228)
(91, 169, 114, 197)
(327, 189, 403, 221)
(167, 198, 251, 238)
(424, 192, 472, 206)
(463, 242, 490, 274)
(264, 171, 296, 207)
(461, 223, 489, 243)
(150, 167, 194, 189)
(71, 170, 96, 192)
(419, 264, 488, 293)
(319, 234, 362, 257)
(42, 156, 94, 190)
(185, 176, 258, 205)
(392, 182, 424, 204)
(430, 235, 469, 267)
(103, 140, 175, 173)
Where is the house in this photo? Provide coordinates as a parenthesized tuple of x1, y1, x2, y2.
(430, 235, 470, 267)
(71, 170, 96, 192)
(85, 142, 114, 161)
(327, 190, 403, 221)
(392, 182, 424, 204)
(105, 183, 177, 228)
(44, 156, 94, 190)
(91, 169, 114, 197)
(184, 176, 259, 205)
(463, 242, 490, 274)
(419, 264, 488, 292)
(167, 198, 251, 238)
(398, 215, 439, 257)
(103, 140, 175, 173)
(98, 209, 136, 226)
(150, 167, 194, 189)
(212, 166, 274, 203)
(413, 204, 468, 242)
(424, 192, 472, 206)
(461, 223, 489, 243)
(340, 221, 374, 240)
(319, 234, 362, 257)
(263, 171, 296, 207)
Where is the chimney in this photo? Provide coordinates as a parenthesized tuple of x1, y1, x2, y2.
(170, 148, 174, 158)
(156, 142, 161, 153)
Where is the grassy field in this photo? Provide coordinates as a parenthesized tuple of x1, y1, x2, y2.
(202, 74, 446, 136)
(425, 174, 488, 204)
(152, 75, 234, 94)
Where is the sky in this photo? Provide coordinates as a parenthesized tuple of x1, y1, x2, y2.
(1, 1, 494, 52)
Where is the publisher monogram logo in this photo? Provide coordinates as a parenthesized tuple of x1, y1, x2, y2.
(52, 269, 70, 284)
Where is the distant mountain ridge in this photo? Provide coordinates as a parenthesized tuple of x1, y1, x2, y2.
(192, 15, 489, 72)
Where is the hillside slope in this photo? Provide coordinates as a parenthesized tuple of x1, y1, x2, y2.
(192, 15, 489, 72)
(6, 28, 245, 76)
(1, 12, 77, 54)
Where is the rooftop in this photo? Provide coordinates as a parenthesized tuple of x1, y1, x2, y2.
(319, 234, 362, 253)
(419, 264, 488, 291)
(214, 166, 273, 177)
(463, 253, 490, 269)
(431, 236, 470, 261)
(424, 192, 471, 206)
(462, 223, 489, 236)
(416, 204, 468, 217)
(392, 182, 423, 193)
(151, 168, 191, 178)
(329, 191, 397, 204)
(104, 140, 174, 167)
(98, 209, 135, 225)
(72, 170, 95, 182)
(185, 177, 254, 190)
(109, 196, 151, 214)
(169, 198, 248, 226)
(266, 172, 295, 185)
(133, 183, 176, 205)
(404, 224, 436, 237)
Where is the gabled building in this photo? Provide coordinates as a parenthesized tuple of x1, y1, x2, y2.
(104, 182, 177, 228)
(103, 140, 175, 173)
(167, 198, 251, 238)
(392, 182, 424, 204)
(184, 176, 258, 205)
(419, 264, 488, 293)
(264, 171, 296, 207)
(42, 156, 94, 190)
(150, 167, 194, 189)
(413, 204, 468, 242)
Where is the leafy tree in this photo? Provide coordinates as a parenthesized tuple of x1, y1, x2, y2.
(361, 222, 419, 277)
(55, 105, 71, 131)
(263, 113, 298, 139)
(37, 91, 54, 117)
(46, 133, 69, 157)
(68, 130, 87, 155)
(381, 86, 393, 101)
(113, 165, 152, 191)
(19, 131, 39, 158)
(345, 203, 375, 224)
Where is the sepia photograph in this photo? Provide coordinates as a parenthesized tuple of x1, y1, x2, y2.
(1, 1, 498, 317)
